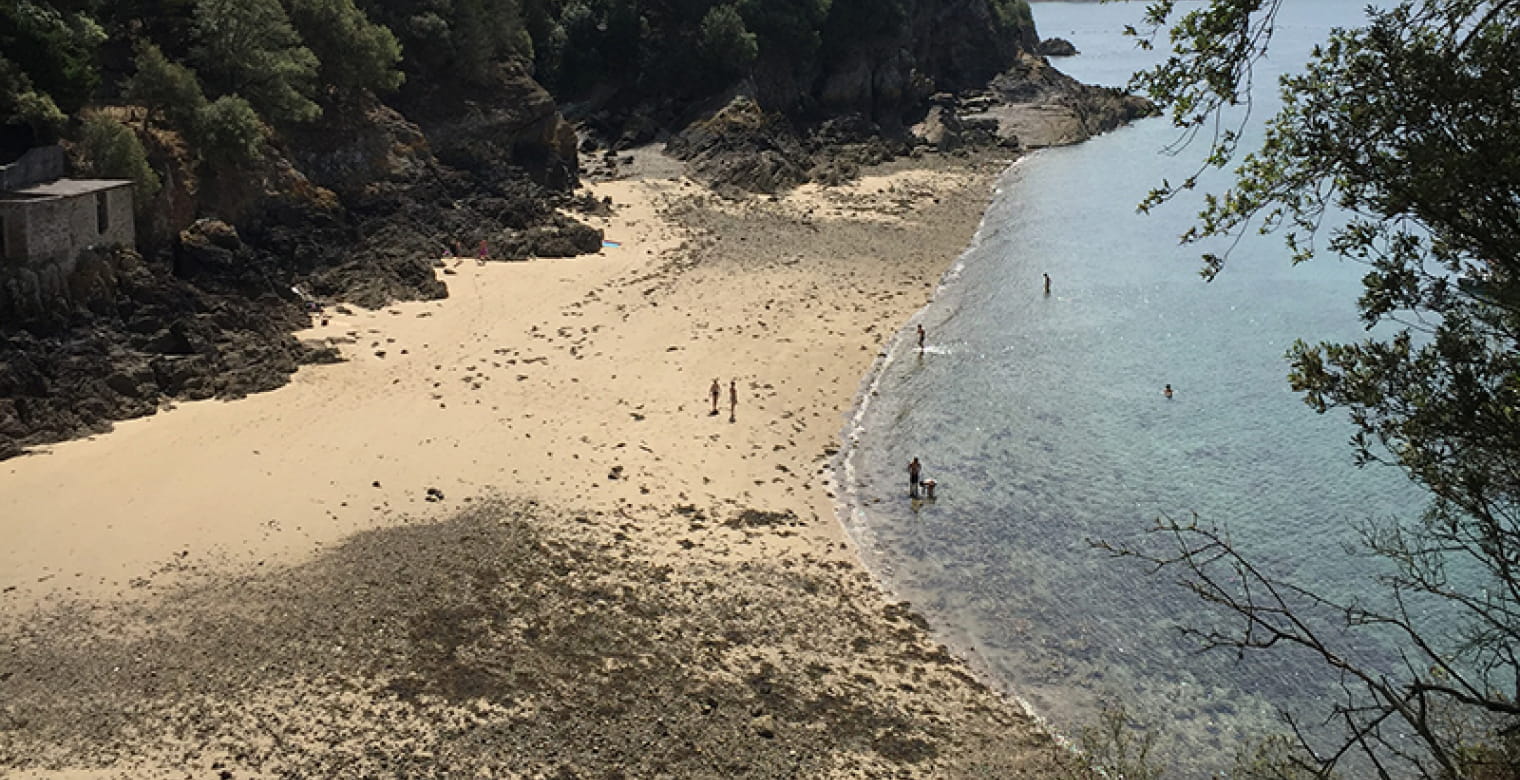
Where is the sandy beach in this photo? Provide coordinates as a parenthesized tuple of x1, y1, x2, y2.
(0, 149, 1083, 776)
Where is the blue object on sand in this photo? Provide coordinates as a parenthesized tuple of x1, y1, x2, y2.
(602, 240, 621, 248)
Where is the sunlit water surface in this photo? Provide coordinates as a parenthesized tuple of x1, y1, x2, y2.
(839, 2, 1431, 775)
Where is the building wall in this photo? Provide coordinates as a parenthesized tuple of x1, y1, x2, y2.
(0, 146, 66, 191)
(7, 187, 135, 266)
(0, 185, 135, 322)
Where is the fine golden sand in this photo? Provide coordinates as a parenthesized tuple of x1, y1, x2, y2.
(0, 149, 1091, 777)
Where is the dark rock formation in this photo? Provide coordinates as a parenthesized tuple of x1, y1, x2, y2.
(977, 54, 1157, 148)
(392, 65, 580, 191)
(666, 97, 814, 193)
(0, 74, 602, 458)
(0, 247, 331, 458)
(1038, 37, 1080, 57)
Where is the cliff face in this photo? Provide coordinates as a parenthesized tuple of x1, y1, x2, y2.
(753, 0, 1040, 126)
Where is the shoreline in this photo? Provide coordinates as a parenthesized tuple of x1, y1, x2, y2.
(1, 149, 1088, 776)
(829, 152, 1074, 751)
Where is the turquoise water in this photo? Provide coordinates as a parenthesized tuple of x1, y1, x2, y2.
(841, 2, 1427, 775)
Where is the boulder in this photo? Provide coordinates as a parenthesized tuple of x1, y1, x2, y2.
(911, 103, 964, 151)
(176, 219, 248, 277)
(1039, 38, 1080, 57)
(499, 221, 604, 259)
(666, 97, 812, 193)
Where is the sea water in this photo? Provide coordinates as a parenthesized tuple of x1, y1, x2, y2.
(841, 2, 1430, 775)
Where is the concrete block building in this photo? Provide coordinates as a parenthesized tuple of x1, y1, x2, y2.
(0, 146, 135, 319)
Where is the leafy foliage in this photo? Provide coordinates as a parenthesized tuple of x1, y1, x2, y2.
(124, 41, 206, 130)
(0, 55, 68, 143)
(359, 0, 529, 87)
(288, 0, 404, 99)
(989, 0, 1033, 36)
(698, 5, 759, 83)
(1120, 0, 1520, 775)
(78, 113, 162, 197)
(738, 0, 831, 67)
(0, 0, 105, 115)
(192, 0, 322, 124)
(195, 94, 268, 166)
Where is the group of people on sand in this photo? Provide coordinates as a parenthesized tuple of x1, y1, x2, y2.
(709, 378, 738, 422)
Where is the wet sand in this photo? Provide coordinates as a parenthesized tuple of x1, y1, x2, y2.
(0, 149, 1087, 777)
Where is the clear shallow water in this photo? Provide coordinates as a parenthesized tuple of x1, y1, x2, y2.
(841, 2, 1428, 775)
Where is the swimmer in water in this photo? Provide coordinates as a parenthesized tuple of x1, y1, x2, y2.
(1164, 383, 1173, 399)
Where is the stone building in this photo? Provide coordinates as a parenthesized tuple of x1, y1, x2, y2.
(0, 146, 135, 319)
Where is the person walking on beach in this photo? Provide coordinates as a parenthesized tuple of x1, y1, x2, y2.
(477, 239, 489, 264)
(729, 379, 738, 421)
(908, 457, 922, 498)
(710, 378, 721, 416)
(917, 324, 926, 353)
(1043, 273, 1052, 296)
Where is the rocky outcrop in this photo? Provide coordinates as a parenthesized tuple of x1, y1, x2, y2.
(1038, 38, 1079, 57)
(286, 104, 433, 201)
(674, 51, 1154, 194)
(969, 53, 1156, 148)
(754, 0, 1038, 126)
(666, 97, 814, 193)
(0, 246, 329, 458)
(395, 65, 580, 191)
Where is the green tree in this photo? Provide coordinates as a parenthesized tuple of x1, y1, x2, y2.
(192, 0, 321, 124)
(988, 0, 1032, 36)
(287, 0, 404, 99)
(0, 55, 68, 142)
(738, 0, 830, 63)
(0, 0, 105, 115)
(78, 113, 162, 198)
(358, 0, 527, 87)
(698, 4, 757, 82)
(195, 94, 267, 166)
(124, 40, 206, 130)
(1111, 0, 1520, 776)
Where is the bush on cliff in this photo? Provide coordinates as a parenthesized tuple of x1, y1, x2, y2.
(125, 41, 207, 131)
(195, 95, 268, 167)
(78, 113, 162, 198)
(0, 56, 68, 146)
(698, 5, 759, 86)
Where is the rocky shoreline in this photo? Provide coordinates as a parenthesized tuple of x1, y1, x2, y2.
(1, 47, 1148, 462)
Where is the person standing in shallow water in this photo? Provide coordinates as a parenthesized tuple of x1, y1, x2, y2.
(1164, 383, 1173, 399)
(917, 323, 926, 353)
(908, 457, 922, 498)
(709, 379, 721, 415)
(1043, 273, 1052, 296)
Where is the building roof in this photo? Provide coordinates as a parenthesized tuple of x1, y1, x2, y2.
(0, 178, 134, 201)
